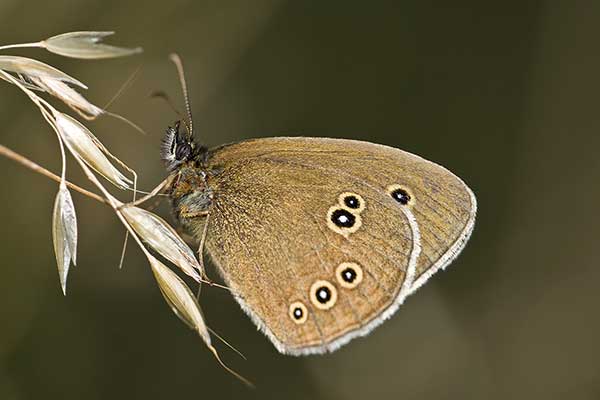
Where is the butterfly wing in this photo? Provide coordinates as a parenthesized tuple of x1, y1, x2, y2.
(203, 137, 476, 355)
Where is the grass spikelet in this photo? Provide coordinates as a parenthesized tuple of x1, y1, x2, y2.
(52, 182, 78, 295)
(148, 255, 252, 387)
(120, 205, 203, 281)
(54, 113, 132, 189)
(0, 55, 87, 88)
(30, 76, 103, 119)
(42, 31, 143, 60)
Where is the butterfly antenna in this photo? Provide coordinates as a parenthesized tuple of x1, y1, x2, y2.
(169, 53, 194, 140)
(149, 90, 192, 135)
(150, 90, 183, 118)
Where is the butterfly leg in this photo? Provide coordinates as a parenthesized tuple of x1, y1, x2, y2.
(117, 175, 174, 210)
(195, 210, 210, 299)
(177, 209, 220, 297)
(116, 177, 175, 269)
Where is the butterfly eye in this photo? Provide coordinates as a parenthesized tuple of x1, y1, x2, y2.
(327, 207, 362, 236)
(338, 192, 366, 213)
(289, 301, 308, 324)
(336, 262, 364, 289)
(309, 280, 338, 310)
(388, 184, 414, 206)
(175, 142, 192, 161)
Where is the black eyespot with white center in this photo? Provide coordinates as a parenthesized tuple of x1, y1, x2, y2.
(327, 205, 362, 236)
(391, 187, 411, 205)
(289, 301, 308, 324)
(293, 307, 303, 319)
(338, 192, 366, 213)
(331, 209, 355, 228)
(316, 286, 331, 303)
(343, 195, 360, 209)
(336, 262, 363, 289)
(342, 268, 357, 283)
(310, 280, 338, 310)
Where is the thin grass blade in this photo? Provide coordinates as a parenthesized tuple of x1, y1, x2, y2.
(43, 32, 142, 59)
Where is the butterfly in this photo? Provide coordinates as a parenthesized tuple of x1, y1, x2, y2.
(162, 55, 476, 355)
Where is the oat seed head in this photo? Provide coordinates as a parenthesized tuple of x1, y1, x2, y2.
(0, 33, 250, 382)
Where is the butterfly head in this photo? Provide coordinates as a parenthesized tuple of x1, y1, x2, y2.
(160, 54, 209, 173)
(161, 120, 207, 172)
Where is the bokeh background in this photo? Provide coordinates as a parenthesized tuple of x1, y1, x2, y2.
(1, 1, 599, 399)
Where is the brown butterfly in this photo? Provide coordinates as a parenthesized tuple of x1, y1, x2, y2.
(162, 55, 476, 355)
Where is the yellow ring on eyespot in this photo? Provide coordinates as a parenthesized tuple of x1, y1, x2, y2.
(338, 192, 366, 213)
(289, 301, 308, 324)
(309, 280, 338, 310)
(336, 262, 364, 289)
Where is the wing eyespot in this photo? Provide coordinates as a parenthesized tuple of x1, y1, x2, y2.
(336, 262, 364, 289)
(387, 184, 414, 206)
(338, 192, 366, 213)
(309, 280, 338, 310)
(331, 208, 355, 227)
(289, 301, 308, 324)
(327, 206, 362, 236)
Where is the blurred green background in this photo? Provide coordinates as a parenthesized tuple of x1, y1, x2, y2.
(1, 1, 599, 399)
